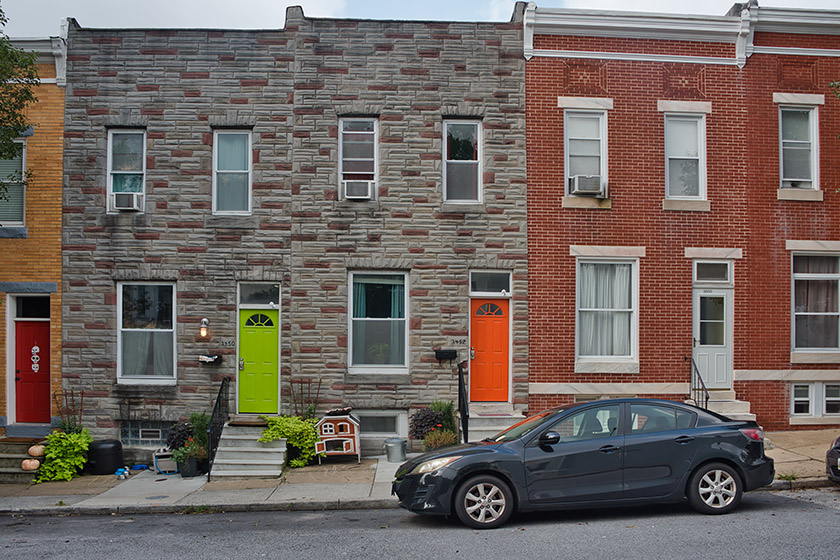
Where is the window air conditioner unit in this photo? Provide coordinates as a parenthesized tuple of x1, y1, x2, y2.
(112, 192, 143, 211)
(569, 175, 603, 197)
(343, 180, 374, 200)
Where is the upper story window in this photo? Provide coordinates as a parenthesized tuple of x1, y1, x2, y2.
(350, 272, 407, 372)
(665, 114, 706, 200)
(576, 260, 637, 360)
(780, 107, 818, 190)
(792, 255, 839, 351)
(213, 130, 251, 214)
(108, 130, 146, 212)
(340, 119, 377, 200)
(118, 282, 176, 384)
(444, 120, 481, 202)
(564, 111, 607, 196)
(0, 140, 25, 226)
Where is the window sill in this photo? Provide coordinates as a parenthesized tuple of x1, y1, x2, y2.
(0, 227, 28, 239)
(789, 415, 840, 426)
(778, 189, 823, 202)
(116, 378, 177, 387)
(574, 360, 639, 374)
(440, 202, 485, 213)
(663, 199, 710, 212)
(562, 196, 611, 210)
(346, 371, 410, 385)
(790, 352, 840, 364)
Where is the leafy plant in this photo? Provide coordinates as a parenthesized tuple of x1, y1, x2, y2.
(424, 429, 457, 451)
(53, 390, 85, 434)
(429, 400, 456, 434)
(34, 429, 93, 483)
(777, 473, 798, 481)
(166, 422, 194, 451)
(171, 437, 208, 463)
(409, 408, 444, 440)
(189, 412, 210, 451)
(259, 415, 322, 468)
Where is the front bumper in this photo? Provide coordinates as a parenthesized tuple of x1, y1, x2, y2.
(826, 448, 840, 482)
(392, 471, 455, 515)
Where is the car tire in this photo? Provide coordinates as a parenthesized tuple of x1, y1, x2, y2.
(453, 474, 514, 529)
(687, 462, 743, 514)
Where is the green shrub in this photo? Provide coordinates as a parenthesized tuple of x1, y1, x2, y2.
(34, 429, 93, 483)
(258, 416, 322, 468)
(409, 408, 444, 440)
(429, 401, 456, 434)
(423, 429, 457, 451)
(189, 412, 210, 450)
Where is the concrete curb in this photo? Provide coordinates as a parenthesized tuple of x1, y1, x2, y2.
(759, 478, 837, 492)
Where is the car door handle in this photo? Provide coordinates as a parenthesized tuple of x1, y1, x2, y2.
(599, 445, 620, 454)
(675, 436, 695, 444)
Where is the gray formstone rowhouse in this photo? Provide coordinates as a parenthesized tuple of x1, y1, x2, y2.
(62, 4, 528, 455)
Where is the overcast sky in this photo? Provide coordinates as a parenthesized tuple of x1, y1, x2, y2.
(3, 0, 838, 37)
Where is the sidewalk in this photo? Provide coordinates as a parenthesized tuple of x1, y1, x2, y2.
(0, 430, 836, 517)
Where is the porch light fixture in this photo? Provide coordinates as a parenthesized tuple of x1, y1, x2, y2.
(199, 318, 209, 338)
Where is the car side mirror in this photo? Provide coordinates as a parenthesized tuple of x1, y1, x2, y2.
(539, 431, 561, 445)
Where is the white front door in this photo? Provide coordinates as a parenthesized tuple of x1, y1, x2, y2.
(692, 289, 733, 390)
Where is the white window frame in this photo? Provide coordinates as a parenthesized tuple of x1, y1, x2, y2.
(575, 258, 639, 367)
(564, 110, 608, 195)
(664, 113, 706, 200)
(791, 382, 840, 417)
(356, 410, 409, 438)
(0, 139, 26, 226)
(339, 118, 378, 200)
(779, 105, 819, 191)
(213, 130, 252, 215)
(322, 423, 335, 435)
(107, 129, 146, 212)
(791, 254, 840, 352)
(348, 271, 409, 374)
(117, 282, 177, 385)
(443, 120, 482, 203)
(693, 260, 732, 287)
(469, 271, 512, 297)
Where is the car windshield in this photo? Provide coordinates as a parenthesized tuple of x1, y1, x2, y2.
(485, 410, 559, 442)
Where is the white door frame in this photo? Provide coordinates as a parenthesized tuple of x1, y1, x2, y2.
(692, 288, 734, 390)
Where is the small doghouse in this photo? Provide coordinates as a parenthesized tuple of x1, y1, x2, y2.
(314, 410, 361, 463)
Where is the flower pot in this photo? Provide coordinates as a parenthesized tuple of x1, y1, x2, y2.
(178, 457, 198, 478)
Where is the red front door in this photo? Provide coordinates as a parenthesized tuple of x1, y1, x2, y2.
(15, 321, 51, 423)
(469, 299, 509, 402)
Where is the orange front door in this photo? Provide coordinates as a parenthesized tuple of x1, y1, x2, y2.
(470, 299, 509, 402)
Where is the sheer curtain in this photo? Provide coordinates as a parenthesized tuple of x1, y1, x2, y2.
(579, 263, 631, 357)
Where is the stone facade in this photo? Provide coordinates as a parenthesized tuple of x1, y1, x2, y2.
(62, 5, 528, 450)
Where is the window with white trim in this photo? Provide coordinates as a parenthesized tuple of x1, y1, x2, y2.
(443, 120, 481, 202)
(356, 410, 408, 438)
(108, 130, 146, 211)
(118, 283, 176, 382)
(213, 130, 251, 214)
(791, 383, 840, 417)
(780, 106, 818, 190)
(792, 255, 839, 350)
(565, 111, 607, 196)
(350, 272, 407, 370)
(340, 118, 377, 200)
(576, 260, 637, 359)
(665, 114, 705, 199)
(0, 140, 25, 226)
(469, 271, 511, 296)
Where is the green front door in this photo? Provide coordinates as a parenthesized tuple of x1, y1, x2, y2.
(238, 309, 279, 413)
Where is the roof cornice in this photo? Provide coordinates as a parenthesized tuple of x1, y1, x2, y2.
(754, 7, 840, 36)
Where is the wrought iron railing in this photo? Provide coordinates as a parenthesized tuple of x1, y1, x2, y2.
(688, 357, 710, 410)
(457, 361, 469, 443)
(207, 376, 231, 480)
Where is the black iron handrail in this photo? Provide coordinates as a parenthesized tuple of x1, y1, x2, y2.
(207, 376, 231, 481)
(457, 361, 469, 443)
(688, 357, 710, 410)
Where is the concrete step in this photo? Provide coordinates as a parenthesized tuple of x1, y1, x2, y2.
(217, 434, 284, 449)
(708, 400, 752, 415)
(465, 412, 525, 442)
(0, 468, 37, 484)
(214, 447, 287, 463)
(209, 469, 283, 478)
(212, 458, 285, 471)
(708, 390, 737, 401)
(209, 423, 287, 479)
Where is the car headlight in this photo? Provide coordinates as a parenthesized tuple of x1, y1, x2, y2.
(409, 456, 463, 475)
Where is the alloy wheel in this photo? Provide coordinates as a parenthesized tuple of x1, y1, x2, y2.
(697, 469, 737, 509)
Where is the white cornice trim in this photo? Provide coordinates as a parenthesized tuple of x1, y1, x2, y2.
(754, 7, 840, 36)
(527, 48, 739, 66)
(754, 45, 840, 58)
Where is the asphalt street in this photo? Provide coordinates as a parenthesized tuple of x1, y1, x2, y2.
(2, 488, 839, 560)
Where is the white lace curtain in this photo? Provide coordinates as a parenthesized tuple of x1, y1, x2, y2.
(579, 263, 632, 357)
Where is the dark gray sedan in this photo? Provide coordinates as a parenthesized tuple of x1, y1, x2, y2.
(827, 435, 840, 482)
(393, 398, 775, 529)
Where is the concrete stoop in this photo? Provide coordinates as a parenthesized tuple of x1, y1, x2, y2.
(0, 438, 43, 484)
(699, 390, 757, 422)
(210, 424, 286, 479)
(464, 403, 526, 443)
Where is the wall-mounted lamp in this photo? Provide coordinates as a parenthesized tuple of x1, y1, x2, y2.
(199, 318, 209, 339)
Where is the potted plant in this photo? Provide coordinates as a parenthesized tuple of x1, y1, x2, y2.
(170, 437, 207, 478)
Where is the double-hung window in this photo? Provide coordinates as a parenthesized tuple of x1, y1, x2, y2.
(0, 140, 25, 226)
(350, 273, 407, 371)
(118, 283, 176, 383)
(108, 130, 145, 212)
(577, 260, 636, 359)
(565, 111, 607, 195)
(443, 120, 481, 202)
(780, 107, 818, 190)
(213, 130, 251, 214)
(340, 119, 377, 200)
(791, 383, 840, 417)
(792, 255, 840, 351)
(665, 114, 706, 199)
